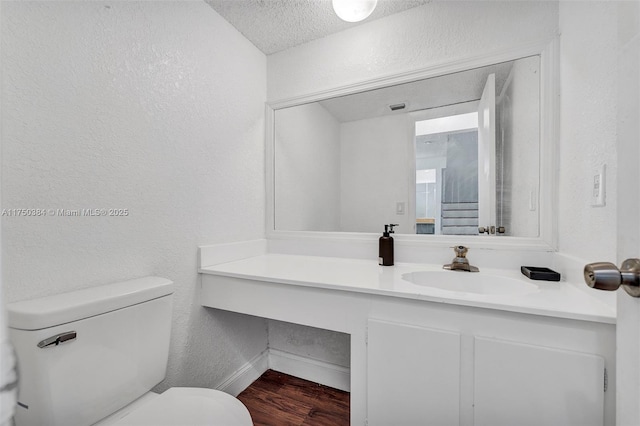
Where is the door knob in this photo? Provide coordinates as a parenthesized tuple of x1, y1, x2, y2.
(583, 258, 640, 297)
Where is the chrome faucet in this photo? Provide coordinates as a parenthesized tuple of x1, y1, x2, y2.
(443, 246, 479, 272)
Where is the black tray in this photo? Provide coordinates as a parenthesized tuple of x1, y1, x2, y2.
(521, 266, 561, 281)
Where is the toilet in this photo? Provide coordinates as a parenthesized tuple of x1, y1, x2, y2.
(7, 276, 253, 426)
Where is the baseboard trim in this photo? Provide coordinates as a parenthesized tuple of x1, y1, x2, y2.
(268, 349, 350, 392)
(217, 349, 269, 396)
(217, 348, 351, 395)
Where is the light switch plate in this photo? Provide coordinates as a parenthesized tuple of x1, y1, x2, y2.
(591, 164, 606, 207)
(396, 202, 405, 215)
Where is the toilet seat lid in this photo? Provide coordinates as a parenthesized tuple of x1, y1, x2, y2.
(114, 387, 252, 426)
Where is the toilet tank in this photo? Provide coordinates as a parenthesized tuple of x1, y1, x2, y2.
(7, 276, 175, 426)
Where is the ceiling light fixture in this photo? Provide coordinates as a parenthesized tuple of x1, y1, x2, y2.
(332, 0, 378, 23)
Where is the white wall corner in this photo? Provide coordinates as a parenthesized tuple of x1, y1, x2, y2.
(198, 239, 268, 269)
(216, 349, 270, 397)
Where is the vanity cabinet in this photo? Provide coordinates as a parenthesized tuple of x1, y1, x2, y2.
(367, 318, 605, 426)
(199, 250, 616, 426)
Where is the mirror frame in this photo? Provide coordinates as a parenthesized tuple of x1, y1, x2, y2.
(265, 37, 559, 251)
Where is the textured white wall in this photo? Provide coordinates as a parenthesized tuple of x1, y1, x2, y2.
(268, 320, 350, 368)
(1, 1, 268, 391)
(340, 114, 414, 233)
(275, 103, 341, 231)
(268, 1, 559, 101)
(558, 2, 618, 263)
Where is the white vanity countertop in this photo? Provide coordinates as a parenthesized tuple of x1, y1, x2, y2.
(199, 254, 616, 324)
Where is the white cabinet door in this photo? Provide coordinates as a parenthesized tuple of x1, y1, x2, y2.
(474, 337, 605, 426)
(367, 319, 461, 426)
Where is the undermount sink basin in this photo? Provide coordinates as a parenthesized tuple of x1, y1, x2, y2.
(401, 270, 538, 296)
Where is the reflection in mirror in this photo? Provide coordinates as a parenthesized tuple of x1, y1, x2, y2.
(415, 113, 479, 235)
(274, 56, 540, 237)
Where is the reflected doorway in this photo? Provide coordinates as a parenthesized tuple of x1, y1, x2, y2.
(414, 112, 480, 235)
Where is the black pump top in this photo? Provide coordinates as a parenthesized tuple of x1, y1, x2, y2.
(383, 224, 399, 236)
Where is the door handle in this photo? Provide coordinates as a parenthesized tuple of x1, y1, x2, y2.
(583, 258, 640, 297)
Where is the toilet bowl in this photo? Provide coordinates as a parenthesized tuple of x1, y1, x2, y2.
(95, 388, 252, 426)
(7, 277, 252, 426)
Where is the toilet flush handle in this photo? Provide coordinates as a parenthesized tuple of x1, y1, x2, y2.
(37, 331, 77, 348)
(583, 258, 640, 297)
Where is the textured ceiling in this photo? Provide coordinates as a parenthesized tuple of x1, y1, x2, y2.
(205, 0, 431, 54)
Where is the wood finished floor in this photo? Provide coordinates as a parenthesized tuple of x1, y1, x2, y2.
(237, 370, 350, 426)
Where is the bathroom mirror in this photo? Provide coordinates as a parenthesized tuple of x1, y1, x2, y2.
(270, 45, 556, 243)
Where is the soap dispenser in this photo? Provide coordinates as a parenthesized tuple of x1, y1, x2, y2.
(379, 224, 398, 266)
